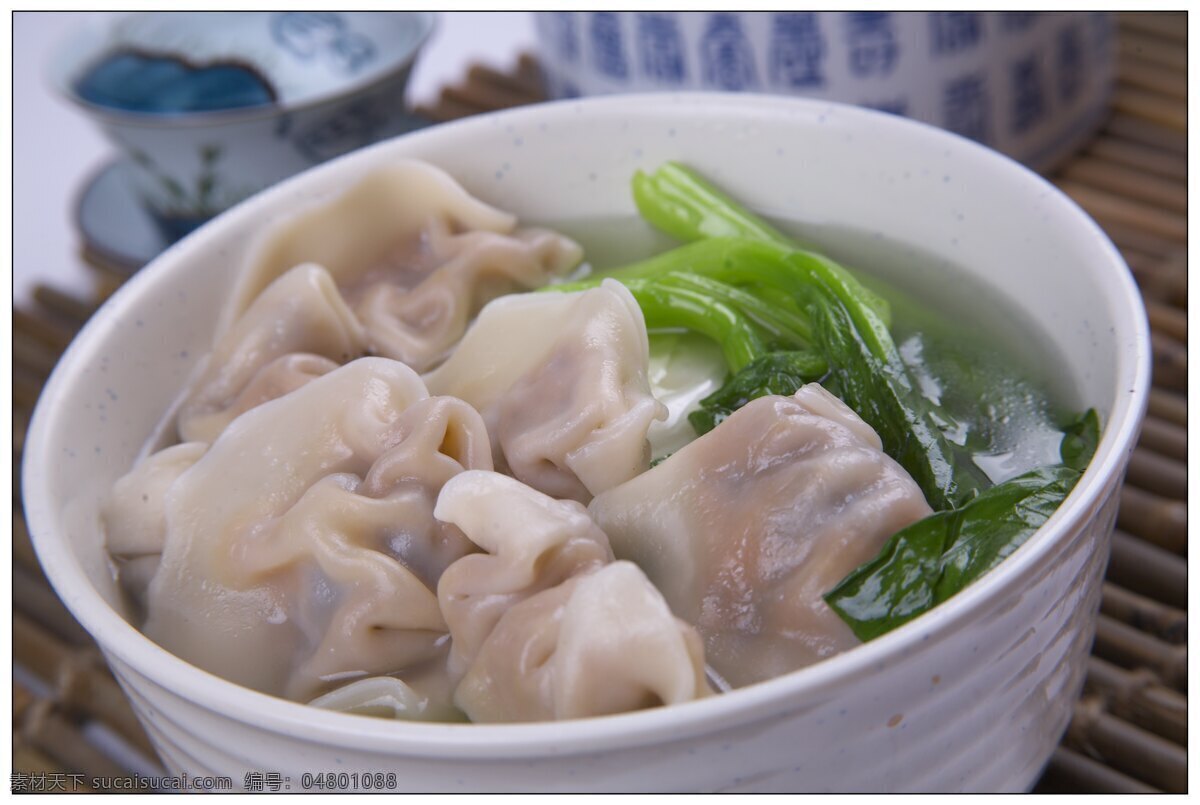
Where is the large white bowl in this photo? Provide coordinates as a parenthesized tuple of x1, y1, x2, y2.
(23, 94, 1149, 793)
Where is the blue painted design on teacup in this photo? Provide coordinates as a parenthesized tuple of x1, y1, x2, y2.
(75, 51, 275, 114)
(271, 12, 376, 76)
(51, 11, 433, 240)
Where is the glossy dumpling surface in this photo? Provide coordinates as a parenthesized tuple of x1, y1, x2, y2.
(222, 159, 582, 372)
(434, 470, 613, 677)
(176, 263, 364, 442)
(455, 561, 711, 723)
(138, 357, 493, 701)
(588, 383, 933, 687)
(425, 280, 666, 502)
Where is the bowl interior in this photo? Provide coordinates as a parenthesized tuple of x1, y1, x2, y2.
(24, 94, 1148, 751)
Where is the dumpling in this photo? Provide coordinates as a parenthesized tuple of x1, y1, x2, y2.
(307, 662, 465, 723)
(176, 263, 366, 442)
(588, 383, 933, 688)
(220, 159, 583, 371)
(136, 357, 493, 701)
(434, 471, 708, 722)
(353, 224, 582, 371)
(455, 561, 711, 723)
(102, 441, 208, 609)
(433, 470, 613, 677)
(425, 280, 667, 503)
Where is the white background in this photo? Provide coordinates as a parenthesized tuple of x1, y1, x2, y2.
(12, 11, 535, 305)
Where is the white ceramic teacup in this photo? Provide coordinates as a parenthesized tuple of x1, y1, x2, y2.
(48, 11, 433, 240)
(23, 93, 1148, 792)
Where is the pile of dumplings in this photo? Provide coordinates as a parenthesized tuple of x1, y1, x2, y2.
(102, 160, 932, 724)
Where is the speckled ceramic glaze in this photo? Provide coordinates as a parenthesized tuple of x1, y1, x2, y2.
(49, 12, 433, 236)
(23, 95, 1148, 793)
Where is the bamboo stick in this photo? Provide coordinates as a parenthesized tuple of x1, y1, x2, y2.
(516, 52, 548, 96)
(1092, 615, 1187, 692)
(1104, 115, 1188, 156)
(11, 736, 79, 788)
(414, 94, 488, 123)
(12, 336, 60, 381)
(1066, 696, 1187, 792)
(466, 63, 545, 104)
(12, 373, 44, 415)
(32, 285, 96, 327)
(1101, 220, 1185, 260)
(57, 659, 158, 760)
(1116, 31, 1188, 73)
(1107, 530, 1188, 610)
(1100, 582, 1186, 644)
(1034, 746, 1159, 794)
(12, 563, 93, 647)
(1118, 253, 1188, 308)
(14, 611, 75, 683)
(1137, 416, 1186, 463)
(1117, 60, 1188, 103)
(20, 700, 130, 783)
(1086, 137, 1188, 181)
(1119, 12, 1188, 45)
(1145, 300, 1187, 343)
(12, 307, 75, 352)
(1057, 180, 1187, 243)
(15, 612, 157, 758)
(12, 512, 43, 576)
(13, 681, 35, 724)
(14, 407, 30, 456)
(1146, 388, 1186, 428)
(1058, 157, 1186, 214)
(1085, 656, 1188, 746)
(1116, 486, 1187, 554)
(1150, 331, 1187, 392)
(1124, 445, 1187, 501)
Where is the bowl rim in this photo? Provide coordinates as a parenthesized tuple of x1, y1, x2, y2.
(45, 10, 435, 129)
(23, 92, 1151, 758)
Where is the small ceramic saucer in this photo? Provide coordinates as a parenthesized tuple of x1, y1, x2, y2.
(75, 160, 174, 274)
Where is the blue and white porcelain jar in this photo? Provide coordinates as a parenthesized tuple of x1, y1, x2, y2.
(534, 12, 1114, 172)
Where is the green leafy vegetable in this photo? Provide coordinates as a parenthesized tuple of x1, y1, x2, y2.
(620, 278, 767, 372)
(631, 161, 892, 328)
(632, 162, 791, 246)
(824, 410, 1100, 641)
(689, 351, 828, 435)
(1059, 408, 1101, 472)
(802, 266, 992, 510)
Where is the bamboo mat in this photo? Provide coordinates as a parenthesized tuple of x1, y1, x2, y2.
(12, 14, 1186, 794)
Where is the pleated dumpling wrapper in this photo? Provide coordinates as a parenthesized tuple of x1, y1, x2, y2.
(588, 383, 933, 688)
(221, 159, 583, 371)
(434, 470, 613, 678)
(123, 357, 493, 701)
(435, 471, 711, 723)
(175, 263, 365, 443)
(425, 280, 667, 503)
